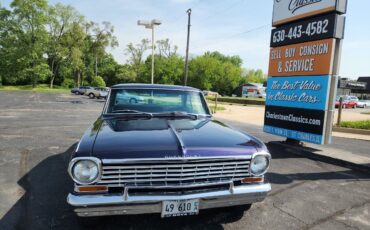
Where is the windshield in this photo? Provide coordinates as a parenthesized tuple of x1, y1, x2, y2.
(105, 88, 210, 115)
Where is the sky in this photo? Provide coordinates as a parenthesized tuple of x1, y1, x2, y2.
(2, 0, 370, 79)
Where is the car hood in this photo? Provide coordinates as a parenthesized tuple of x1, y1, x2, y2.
(90, 117, 264, 159)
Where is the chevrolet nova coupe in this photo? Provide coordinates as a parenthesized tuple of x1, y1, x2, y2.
(67, 84, 271, 219)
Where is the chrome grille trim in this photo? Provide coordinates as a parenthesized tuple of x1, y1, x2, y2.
(101, 156, 252, 164)
(102, 161, 249, 169)
(97, 157, 251, 188)
(102, 165, 249, 174)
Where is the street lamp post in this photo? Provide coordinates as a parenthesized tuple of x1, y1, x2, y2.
(137, 19, 161, 84)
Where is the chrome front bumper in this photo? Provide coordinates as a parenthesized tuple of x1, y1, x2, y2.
(67, 183, 271, 217)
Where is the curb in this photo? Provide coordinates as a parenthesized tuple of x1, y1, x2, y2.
(333, 126, 370, 136)
(268, 141, 370, 174)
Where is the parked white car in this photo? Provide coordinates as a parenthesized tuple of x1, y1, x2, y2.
(115, 90, 145, 104)
(357, 100, 370, 108)
(85, 87, 109, 99)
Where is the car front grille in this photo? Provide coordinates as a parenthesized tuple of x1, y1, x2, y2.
(97, 158, 251, 188)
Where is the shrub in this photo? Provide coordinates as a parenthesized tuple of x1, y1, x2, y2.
(91, 76, 106, 87)
(61, 79, 75, 88)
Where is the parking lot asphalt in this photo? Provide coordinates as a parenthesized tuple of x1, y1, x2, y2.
(1, 91, 370, 230)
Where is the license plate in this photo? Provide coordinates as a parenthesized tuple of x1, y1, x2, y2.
(161, 199, 199, 217)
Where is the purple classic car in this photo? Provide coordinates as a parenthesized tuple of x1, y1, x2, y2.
(67, 84, 271, 219)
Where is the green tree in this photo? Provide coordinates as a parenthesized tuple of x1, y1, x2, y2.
(91, 75, 106, 87)
(188, 52, 243, 95)
(115, 64, 137, 84)
(204, 51, 243, 67)
(85, 21, 118, 77)
(97, 54, 119, 86)
(0, 4, 18, 85)
(46, 3, 83, 88)
(143, 54, 184, 85)
(156, 39, 178, 58)
(64, 22, 86, 86)
(244, 68, 267, 83)
(125, 39, 150, 81)
(11, 0, 49, 87)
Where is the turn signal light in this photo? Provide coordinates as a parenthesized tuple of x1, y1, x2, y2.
(241, 177, 264, 184)
(77, 185, 108, 193)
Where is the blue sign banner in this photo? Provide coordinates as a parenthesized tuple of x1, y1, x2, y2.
(266, 75, 330, 110)
(264, 125, 323, 145)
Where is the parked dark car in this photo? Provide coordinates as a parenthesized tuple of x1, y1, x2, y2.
(71, 86, 94, 95)
(67, 84, 271, 220)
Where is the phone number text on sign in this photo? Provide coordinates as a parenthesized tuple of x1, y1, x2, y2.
(271, 13, 345, 47)
(268, 38, 335, 76)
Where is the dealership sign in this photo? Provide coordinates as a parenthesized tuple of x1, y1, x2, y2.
(266, 76, 330, 110)
(271, 13, 345, 47)
(272, 0, 347, 26)
(264, 0, 346, 144)
(268, 38, 335, 76)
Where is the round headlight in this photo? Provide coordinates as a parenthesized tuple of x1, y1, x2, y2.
(250, 154, 270, 176)
(71, 159, 99, 184)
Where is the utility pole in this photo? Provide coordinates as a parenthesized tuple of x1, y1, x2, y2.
(184, 8, 192, 86)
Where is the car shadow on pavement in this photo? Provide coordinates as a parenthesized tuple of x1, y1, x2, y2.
(265, 141, 370, 185)
(0, 143, 245, 230)
(0, 143, 78, 230)
(265, 142, 306, 160)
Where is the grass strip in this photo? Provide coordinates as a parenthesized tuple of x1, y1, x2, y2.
(339, 120, 370, 130)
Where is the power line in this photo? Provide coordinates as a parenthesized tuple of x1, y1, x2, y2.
(161, 0, 244, 36)
(199, 0, 244, 24)
(191, 24, 269, 50)
(159, 0, 203, 35)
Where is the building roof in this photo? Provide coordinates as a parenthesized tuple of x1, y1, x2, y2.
(357, 77, 370, 91)
(110, 83, 200, 91)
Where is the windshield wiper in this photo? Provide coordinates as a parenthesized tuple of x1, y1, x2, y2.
(111, 109, 145, 114)
(104, 109, 153, 119)
(153, 111, 210, 120)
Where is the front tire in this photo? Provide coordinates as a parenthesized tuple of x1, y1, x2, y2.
(353, 104, 357, 109)
(75, 91, 80, 95)
(88, 93, 95, 99)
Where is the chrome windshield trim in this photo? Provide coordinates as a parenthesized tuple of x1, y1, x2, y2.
(102, 112, 211, 117)
(102, 87, 212, 116)
(101, 156, 252, 164)
(109, 87, 201, 92)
